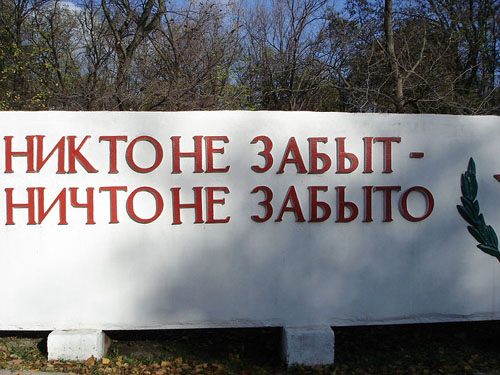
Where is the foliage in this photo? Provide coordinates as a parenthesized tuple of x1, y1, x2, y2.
(0, 0, 498, 113)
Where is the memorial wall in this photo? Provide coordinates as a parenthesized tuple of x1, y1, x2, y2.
(0, 111, 499, 330)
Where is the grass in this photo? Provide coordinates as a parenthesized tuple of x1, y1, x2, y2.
(1, 321, 500, 374)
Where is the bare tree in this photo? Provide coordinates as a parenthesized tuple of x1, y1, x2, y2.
(78, 0, 114, 109)
(0, 0, 497, 113)
(101, 0, 166, 110)
(241, 0, 331, 110)
(383, 0, 404, 112)
(340, 0, 499, 114)
(138, 0, 244, 110)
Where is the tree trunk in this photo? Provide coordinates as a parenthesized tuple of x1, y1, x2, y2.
(384, 0, 404, 112)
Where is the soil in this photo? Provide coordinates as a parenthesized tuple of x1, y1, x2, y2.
(1, 321, 500, 374)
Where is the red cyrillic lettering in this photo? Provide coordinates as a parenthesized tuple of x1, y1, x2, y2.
(336, 186, 359, 222)
(38, 187, 67, 224)
(336, 137, 359, 174)
(374, 185, 401, 222)
(400, 186, 434, 222)
(171, 187, 204, 224)
(363, 186, 373, 222)
(278, 137, 307, 174)
(67, 136, 98, 173)
(36, 136, 66, 173)
(309, 186, 331, 222)
(5, 187, 36, 225)
(251, 186, 273, 222)
(99, 136, 128, 174)
(69, 187, 95, 224)
(5, 136, 35, 173)
(99, 186, 128, 223)
(126, 187, 164, 224)
(363, 137, 373, 173)
(126, 136, 163, 173)
(276, 186, 305, 222)
(205, 136, 230, 173)
(374, 137, 401, 173)
(309, 137, 331, 174)
(206, 187, 230, 223)
(171, 136, 203, 173)
(251, 136, 273, 173)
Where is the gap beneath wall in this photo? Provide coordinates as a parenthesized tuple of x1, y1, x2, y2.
(1, 321, 500, 373)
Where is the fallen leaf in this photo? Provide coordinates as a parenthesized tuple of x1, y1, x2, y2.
(84, 355, 96, 366)
(8, 359, 23, 366)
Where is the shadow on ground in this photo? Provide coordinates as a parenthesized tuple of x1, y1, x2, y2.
(106, 327, 282, 366)
(2, 322, 500, 374)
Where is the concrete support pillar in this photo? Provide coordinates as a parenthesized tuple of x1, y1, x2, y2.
(47, 329, 111, 361)
(282, 326, 334, 366)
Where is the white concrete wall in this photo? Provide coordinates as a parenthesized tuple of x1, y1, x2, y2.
(0, 111, 499, 330)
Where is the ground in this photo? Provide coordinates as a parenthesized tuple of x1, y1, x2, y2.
(1, 321, 500, 374)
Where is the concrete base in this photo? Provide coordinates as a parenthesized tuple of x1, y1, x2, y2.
(282, 326, 334, 366)
(47, 329, 111, 361)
